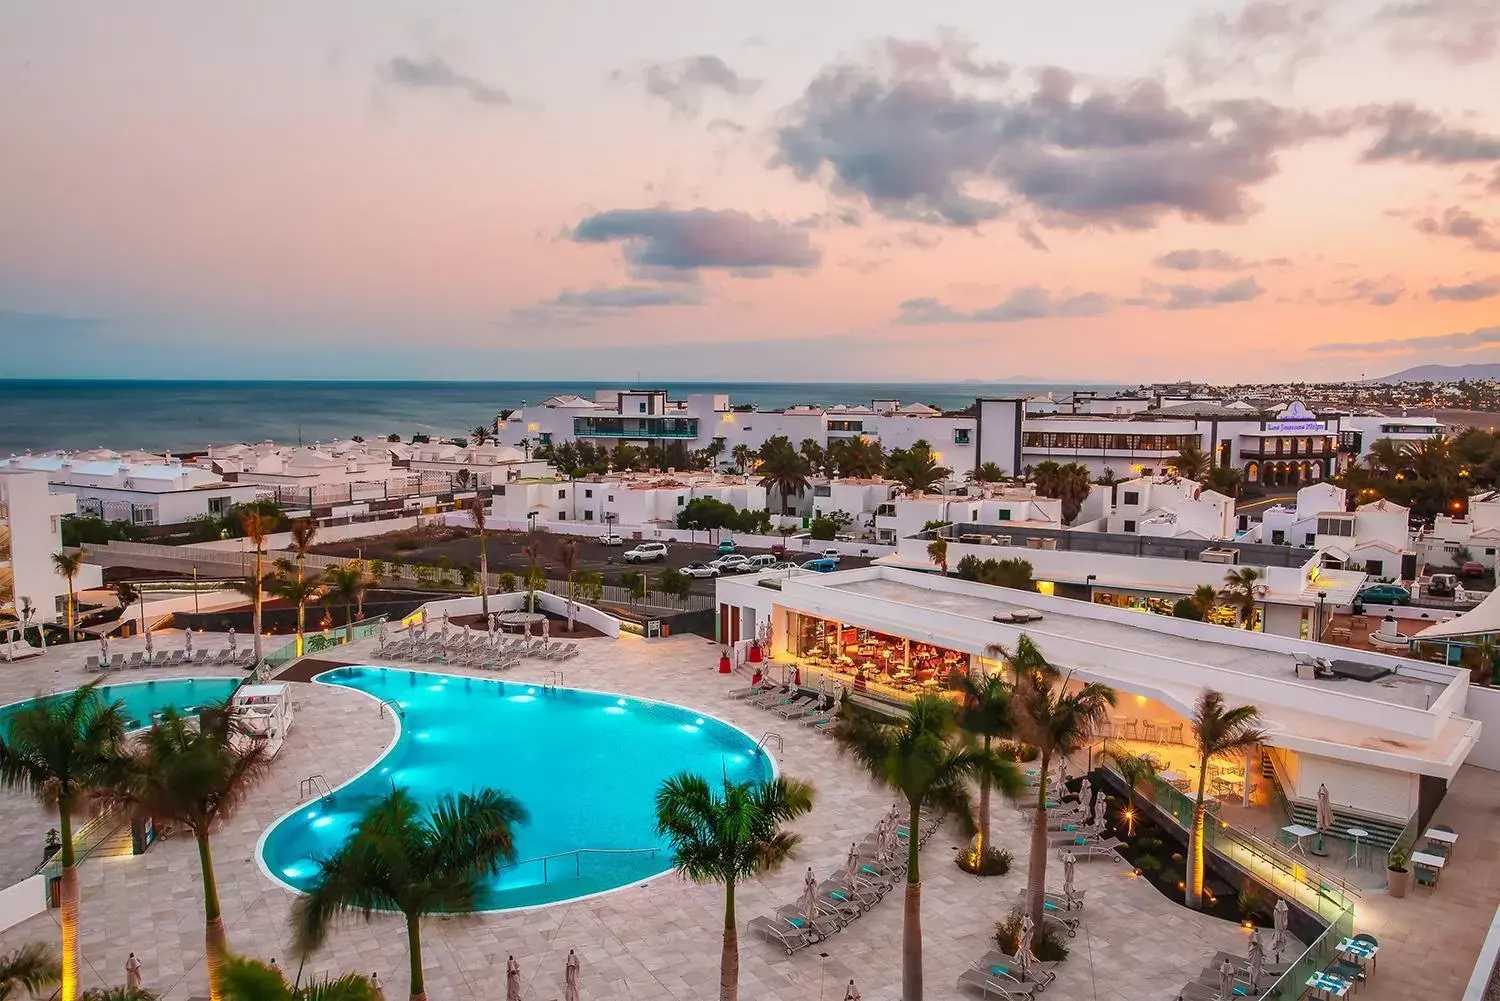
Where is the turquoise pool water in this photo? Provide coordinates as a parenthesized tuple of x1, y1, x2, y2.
(0, 677, 242, 733)
(258, 666, 774, 910)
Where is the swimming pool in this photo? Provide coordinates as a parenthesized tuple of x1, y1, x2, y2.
(0, 677, 243, 734)
(258, 665, 774, 910)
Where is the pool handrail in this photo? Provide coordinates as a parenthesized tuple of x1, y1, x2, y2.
(505, 846, 662, 884)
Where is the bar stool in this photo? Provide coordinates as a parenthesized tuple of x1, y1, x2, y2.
(1122, 718, 1139, 740)
(1141, 720, 1158, 742)
(1167, 722, 1184, 744)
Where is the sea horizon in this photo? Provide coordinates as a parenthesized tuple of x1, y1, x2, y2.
(0, 378, 1128, 455)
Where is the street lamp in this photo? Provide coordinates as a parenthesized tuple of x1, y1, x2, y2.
(192, 565, 200, 617)
(1317, 590, 1327, 640)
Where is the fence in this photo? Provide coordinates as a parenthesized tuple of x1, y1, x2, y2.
(261, 615, 388, 671)
(1094, 742, 1359, 1001)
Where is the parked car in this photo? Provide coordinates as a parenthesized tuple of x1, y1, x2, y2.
(1355, 583, 1411, 606)
(801, 558, 838, 573)
(680, 563, 720, 578)
(760, 561, 802, 573)
(819, 548, 841, 562)
(709, 554, 749, 571)
(622, 542, 669, 563)
(1428, 573, 1458, 597)
(739, 554, 778, 572)
(717, 539, 739, 554)
(598, 533, 624, 546)
(1460, 561, 1488, 578)
(769, 542, 788, 558)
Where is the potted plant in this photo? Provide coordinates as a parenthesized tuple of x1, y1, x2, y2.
(1387, 846, 1411, 897)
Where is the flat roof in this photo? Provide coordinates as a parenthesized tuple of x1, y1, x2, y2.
(827, 576, 1437, 711)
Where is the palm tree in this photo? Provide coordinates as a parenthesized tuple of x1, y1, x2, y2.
(974, 461, 1007, 483)
(1013, 667, 1115, 929)
(1102, 749, 1158, 836)
(1032, 462, 1092, 524)
(321, 564, 368, 642)
(887, 441, 951, 494)
(285, 521, 319, 652)
(468, 496, 490, 617)
(220, 955, 379, 1001)
(521, 543, 543, 613)
(50, 550, 87, 641)
(956, 671, 1016, 864)
(987, 634, 1058, 688)
(1168, 441, 1211, 480)
(1219, 567, 1262, 629)
(293, 787, 527, 1001)
(1190, 584, 1219, 619)
(926, 538, 948, 575)
(730, 443, 755, 474)
(1366, 438, 1409, 475)
(1206, 466, 1245, 499)
(0, 942, 60, 1000)
(108, 706, 273, 1001)
(238, 509, 276, 665)
(0, 681, 128, 1001)
(113, 580, 144, 639)
(1185, 691, 1266, 908)
(79, 989, 158, 1001)
(799, 439, 826, 477)
(654, 774, 814, 1001)
(835, 695, 1020, 1001)
(1473, 635, 1497, 685)
(556, 540, 579, 631)
(469, 425, 492, 446)
(269, 572, 324, 658)
(756, 437, 811, 514)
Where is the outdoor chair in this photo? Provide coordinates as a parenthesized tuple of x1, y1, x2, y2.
(975, 949, 1058, 990)
(84, 656, 100, 672)
(747, 915, 813, 956)
(957, 965, 1036, 1000)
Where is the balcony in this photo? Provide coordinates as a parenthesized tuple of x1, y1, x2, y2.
(573, 417, 700, 439)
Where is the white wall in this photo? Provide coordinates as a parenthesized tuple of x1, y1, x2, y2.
(412, 591, 622, 636)
(1462, 687, 1500, 770)
(0, 875, 45, 935)
(1293, 752, 1418, 822)
(2, 470, 75, 622)
(192, 516, 426, 552)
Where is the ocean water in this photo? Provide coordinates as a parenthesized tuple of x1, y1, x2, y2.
(0, 379, 1125, 455)
(0, 677, 242, 733)
(258, 666, 773, 910)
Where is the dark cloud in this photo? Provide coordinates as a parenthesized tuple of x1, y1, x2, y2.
(1360, 104, 1500, 190)
(882, 35, 1010, 80)
(1312, 324, 1500, 352)
(1416, 206, 1500, 252)
(630, 56, 759, 118)
(898, 286, 1110, 324)
(774, 48, 1348, 229)
(509, 283, 704, 325)
(706, 118, 747, 135)
(1372, 1, 1500, 63)
(1016, 222, 1050, 252)
(1430, 279, 1500, 301)
(1173, 0, 1337, 86)
(1152, 248, 1251, 271)
(571, 208, 821, 273)
(1347, 276, 1407, 306)
(1132, 276, 1266, 310)
(382, 56, 511, 107)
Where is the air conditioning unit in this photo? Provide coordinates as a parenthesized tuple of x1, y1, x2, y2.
(1199, 548, 1240, 564)
(988, 535, 1012, 547)
(1026, 537, 1058, 550)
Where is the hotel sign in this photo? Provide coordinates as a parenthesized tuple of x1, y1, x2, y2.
(1265, 400, 1325, 433)
(1265, 419, 1326, 432)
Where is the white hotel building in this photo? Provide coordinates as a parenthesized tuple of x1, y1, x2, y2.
(717, 565, 1479, 846)
(0, 467, 102, 625)
(499, 390, 1442, 488)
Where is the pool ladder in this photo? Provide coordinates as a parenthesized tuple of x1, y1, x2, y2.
(378, 697, 405, 720)
(299, 774, 334, 803)
(544, 670, 564, 693)
(757, 732, 784, 756)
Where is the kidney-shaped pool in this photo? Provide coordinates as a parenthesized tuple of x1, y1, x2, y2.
(258, 666, 774, 910)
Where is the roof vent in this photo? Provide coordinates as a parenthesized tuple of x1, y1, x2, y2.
(1199, 547, 1240, 564)
(994, 609, 1044, 624)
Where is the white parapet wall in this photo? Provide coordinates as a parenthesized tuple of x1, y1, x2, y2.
(0, 875, 46, 936)
(411, 591, 623, 638)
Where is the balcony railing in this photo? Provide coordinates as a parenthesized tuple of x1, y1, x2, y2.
(573, 421, 699, 439)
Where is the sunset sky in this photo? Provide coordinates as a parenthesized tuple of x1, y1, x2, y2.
(2, 0, 1498, 383)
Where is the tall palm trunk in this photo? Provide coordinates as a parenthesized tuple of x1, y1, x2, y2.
(251, 546, 264, 664)
(58, 803, 79, 1001)
(1187, 757, 1209, 909)
(344, 602, 354, 643)
(64, 577, 77, 640)
(719, 880, 739, 1001)
(478, 530, 489, 617)
(567, 572, 577, 631)
(903, 799, 923, 1001)
(197, 832, 227, 1001)
(407, 913, 426, 1001)
(977, 735, 992, 856)
(1026, 749, 1051, 928)
(295, 554, 307, 657)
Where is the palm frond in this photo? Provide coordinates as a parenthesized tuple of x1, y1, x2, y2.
(0, 942, 61, 996)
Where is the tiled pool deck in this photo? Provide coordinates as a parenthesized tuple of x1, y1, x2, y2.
(7, 629, 1478, 999)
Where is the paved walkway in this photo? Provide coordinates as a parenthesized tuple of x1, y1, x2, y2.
(0, 631, 1265, 1000)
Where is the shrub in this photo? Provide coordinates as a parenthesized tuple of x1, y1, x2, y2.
(994, 908, 1025, 954)
(1238, 886, 1267, 919)
(957, 845, 1013, 876)
(1135, 836, 1163, 854)
(395, 538, 420, 552)
(994, 906, 1067, 960)
(460, 565, 478, 592)
(368, 559, 386, 583)
(497, 571, 517, 594)
(1136, 854, 1162, 872)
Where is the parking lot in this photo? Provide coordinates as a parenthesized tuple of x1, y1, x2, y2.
(313, 528, 877, 594)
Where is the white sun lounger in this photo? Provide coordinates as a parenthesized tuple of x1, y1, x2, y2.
(957, 965, 1036, 999)
(1057, 837, 1123, 863)
(748, 915, 813, 956)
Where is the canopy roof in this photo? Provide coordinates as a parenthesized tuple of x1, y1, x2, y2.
(1413, 592, 1500, 641)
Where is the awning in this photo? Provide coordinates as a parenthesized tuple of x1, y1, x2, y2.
(1413, 590, 1500, 641)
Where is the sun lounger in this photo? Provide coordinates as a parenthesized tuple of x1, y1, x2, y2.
(749, 687, 794, 708)
(976, 950, 1058, 990)
(125, 652, 145, 669)
(1045, 813, 1094, 831)
(84, 655, 100, 672)
(1049, 829, 1107, 848)
(772, 696, 819, 719)
(166, 650, 185, 667)
(957, 965, 1036, 999)
(1058, 837, 1123, 863)
(1205, 952, 1292, 978)
(726, 684, 770, 700)
(747, 914, 813, 956)
(775, 903, 840, 941)
(815, 879, 866, 920)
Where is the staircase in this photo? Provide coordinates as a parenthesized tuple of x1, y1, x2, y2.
(1283, 802, 1407, 856)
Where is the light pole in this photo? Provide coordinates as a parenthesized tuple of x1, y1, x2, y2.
(192, 565, 200, 616)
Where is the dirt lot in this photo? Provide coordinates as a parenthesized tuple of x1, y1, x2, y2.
(310, 526, 877, 594)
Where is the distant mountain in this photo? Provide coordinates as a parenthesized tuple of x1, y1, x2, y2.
(1374, 363, 1500, 383)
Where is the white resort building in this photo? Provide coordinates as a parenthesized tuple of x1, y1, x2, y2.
(0, 467, 101, 624)
(716, 564, 1479, 848)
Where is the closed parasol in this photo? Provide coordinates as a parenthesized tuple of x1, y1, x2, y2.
(1272, 898, 1289, 962)
(564, 949, 580, 1001)
(1248, 928, 1264, 991)
(1063, 851, 1077, 906)
(1218, 958, 1235, 1000)
(1017, 914, 1035, 982)
(185, 630, 193, 658)
(506, 955, 521, 1001)
(1078, 777, 1092, 815)
(802, 867, 818, 922)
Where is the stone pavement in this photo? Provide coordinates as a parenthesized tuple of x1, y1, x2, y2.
(0, 632, 1263, 1000)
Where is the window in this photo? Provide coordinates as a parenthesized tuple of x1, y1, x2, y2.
(1366, 560, 1383, 576)
(1271, 530, 1285, 544)
(814, 485, 831, 497)
(207, 497, 230, 515)
(1123, 520, 1137, 533)
(1304, 533, 1315, 546)
(677, 496, 686, 506)
(557, 489, 567, 500)
(1122, 491, 1140, 505)
(584, 488, 593, 498)
(953, 428, 971, 444)
(495, 485, 506, 496)
(1488, 548, 1496, 556)
(876, 503, 896, 517)
(998, 508, 1011, 521)
(971, 509, 979, 521)
(639, 402, 647, 413)
(50, 515, 60, 535)
(583, 510, 594, 521)
(1316, 516, 1354, 537)
(608, 494, 615, 502)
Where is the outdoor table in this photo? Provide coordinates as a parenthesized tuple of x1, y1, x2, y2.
(1306, 971, 1353, 999)
(1337, 937, 1378, 970)
(1282, 823, 1318, 856)
(1424, 828, 1458, 852)
(1345, 828, 1370, 867)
